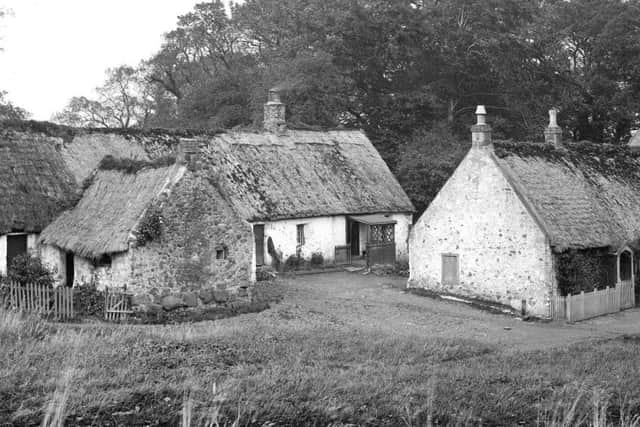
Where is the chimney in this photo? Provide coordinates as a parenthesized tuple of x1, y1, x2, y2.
(178, 139, 200, 171)
(264, 89, 286, 133)
(471, 105, 492, 148)
(544, 108, 562, 147)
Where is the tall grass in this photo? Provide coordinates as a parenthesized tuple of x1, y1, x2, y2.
(3, 307, 640, 425)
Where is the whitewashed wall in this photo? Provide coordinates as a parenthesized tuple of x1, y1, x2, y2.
(40, 243, 131, 289)
(408, 147, 553, 317)
(0, 233, 40, 275)
(258, 213, 411, 266)
(260, 216, 347, 265)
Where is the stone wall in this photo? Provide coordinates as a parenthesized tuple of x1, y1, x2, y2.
(408, 146, 554, 317)
(126, 171, 254, 297)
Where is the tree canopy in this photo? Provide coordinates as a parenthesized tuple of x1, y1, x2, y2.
(51, 0, 640, 213)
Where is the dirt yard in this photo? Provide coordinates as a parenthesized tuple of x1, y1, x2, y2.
(4, 272, 640, 425)
(234, 271, 640, 351)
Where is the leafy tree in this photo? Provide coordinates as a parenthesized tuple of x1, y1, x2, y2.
(53, 66, 154, 128)
(0, 91, 28, 120)
(7, 254, 56, 288)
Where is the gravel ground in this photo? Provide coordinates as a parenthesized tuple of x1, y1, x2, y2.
(223, 271, 640, 351)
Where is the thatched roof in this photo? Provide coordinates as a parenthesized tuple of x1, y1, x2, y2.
(40, 163, 185, 258)
(493, 141, 640, 250)
(0, 130, 77, 234)
(204, 129, 414, 221)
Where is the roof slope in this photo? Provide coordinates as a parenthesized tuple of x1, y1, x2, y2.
(40, 163, 184, 257)
(0, 130, 77, 234)
(493, 141, 640, 250)
(204, 130, 414, 221)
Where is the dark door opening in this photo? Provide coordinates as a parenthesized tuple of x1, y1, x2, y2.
(350, 221, 360, 256)
(65, 252, 75, 287)
(6, 234, 28, 273)
(254, 225, 265, 266)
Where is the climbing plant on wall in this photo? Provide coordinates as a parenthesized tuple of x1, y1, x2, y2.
(136, 205, 164, 246)
(555, 249, 616, 295)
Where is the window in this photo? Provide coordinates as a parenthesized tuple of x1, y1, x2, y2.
(370, 224, 395, 243)
(442, 254, 459, 285)
(94, 255, 112, 268)
(296, 224, 305, 246)
(216, 246, 228, 260)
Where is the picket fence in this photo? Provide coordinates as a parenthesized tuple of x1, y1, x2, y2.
(552, 281, 635, 322)
(6, 281, 74, 320)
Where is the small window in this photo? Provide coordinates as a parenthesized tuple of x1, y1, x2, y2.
(442, 254, 459, 285)
(296, 224, 305, 246)
(94, 255, 112, 268)
(216, 246, 228, 260)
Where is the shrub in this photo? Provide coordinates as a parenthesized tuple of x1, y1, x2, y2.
(7, 254, 56, 287)
(74, 283, 105, 317)
(284, 255, 302, 271)
(136, 205, 164, 246)
(310, 252, 324, 267)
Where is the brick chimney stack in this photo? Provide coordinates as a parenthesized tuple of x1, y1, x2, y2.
(471, 105, 492, 148)
(264, 89, 286, 133)
(544, 108, 562, 147)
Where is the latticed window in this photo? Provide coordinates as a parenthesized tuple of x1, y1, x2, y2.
(370, 224, 395, 243)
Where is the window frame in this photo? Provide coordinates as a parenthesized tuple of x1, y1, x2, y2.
(296, 224, 306, 246)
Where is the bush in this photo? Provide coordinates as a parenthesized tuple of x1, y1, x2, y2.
(310, 252, 324, 267)
(284, 255, 302, 271)
(74, 283, 105, 317)
(7, 254, 56, 287)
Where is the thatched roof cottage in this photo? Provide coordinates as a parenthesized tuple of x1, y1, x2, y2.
(409, 108, 640, 318)
(0, 129, 77, 275)
(7, 91, 413, 302)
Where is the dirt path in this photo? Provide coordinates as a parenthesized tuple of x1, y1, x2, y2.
(257, 272, 640, 351)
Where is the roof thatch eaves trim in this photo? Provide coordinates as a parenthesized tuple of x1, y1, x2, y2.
(247, 209, 416, 223)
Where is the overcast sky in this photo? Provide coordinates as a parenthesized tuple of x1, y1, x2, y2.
(0, 0, 232, 120)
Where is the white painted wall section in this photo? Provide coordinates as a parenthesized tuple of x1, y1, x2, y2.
(409, 147, 553, 317)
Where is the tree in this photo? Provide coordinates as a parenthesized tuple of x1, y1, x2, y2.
(53, 66, 154, 128)
(0, 91, 28, 120)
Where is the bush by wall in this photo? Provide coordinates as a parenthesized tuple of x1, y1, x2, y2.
(7, 254, 56, 287)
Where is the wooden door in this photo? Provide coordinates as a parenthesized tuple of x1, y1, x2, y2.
(442, 254, 459, 285)
(254, 225, 265, 266)
(6, 234, 27, 272)
(65, 252, 74, 287)
(350, 222, 360, 256)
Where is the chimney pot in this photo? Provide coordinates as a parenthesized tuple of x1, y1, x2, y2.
(544, 108, 562, 147)
(471, 105, 492, 148)
(264, 89, 286, 133)
(178, 139, 200, 171)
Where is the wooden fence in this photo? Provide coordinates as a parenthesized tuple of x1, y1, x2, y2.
(552, 281, 635, 322)
(6, 282, 74, 320)
(104, 287, 133, 322)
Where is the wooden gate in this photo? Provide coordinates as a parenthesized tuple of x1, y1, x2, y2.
(104, 287, 133, 321)
(6, 282, 74, 320)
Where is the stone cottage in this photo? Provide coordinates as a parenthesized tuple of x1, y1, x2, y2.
(409, 107, 640, 318)
(0, 91, 412, 303)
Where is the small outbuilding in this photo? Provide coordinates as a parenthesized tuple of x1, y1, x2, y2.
(409, 107, 640, 318)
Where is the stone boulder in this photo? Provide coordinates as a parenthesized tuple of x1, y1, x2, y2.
(137, 303, 163, 314)
(199, 288, 216, 304)
(213, 289, 230, 303)
(161, 295, 186, 311)
(182, 292, 199, 307)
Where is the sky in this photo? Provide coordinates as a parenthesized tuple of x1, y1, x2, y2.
(0, 0, 233, 120)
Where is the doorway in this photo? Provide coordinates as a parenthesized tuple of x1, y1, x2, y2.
(6, 234, 27, 272)
(254, 225, 265, 266)
(350, 221, 360, 256)
(65, 252, 75, 287)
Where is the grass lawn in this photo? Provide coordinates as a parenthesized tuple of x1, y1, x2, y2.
(2, 277, 640, 426)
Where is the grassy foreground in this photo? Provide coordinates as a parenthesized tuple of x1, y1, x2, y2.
(1, 308, 640, 426)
